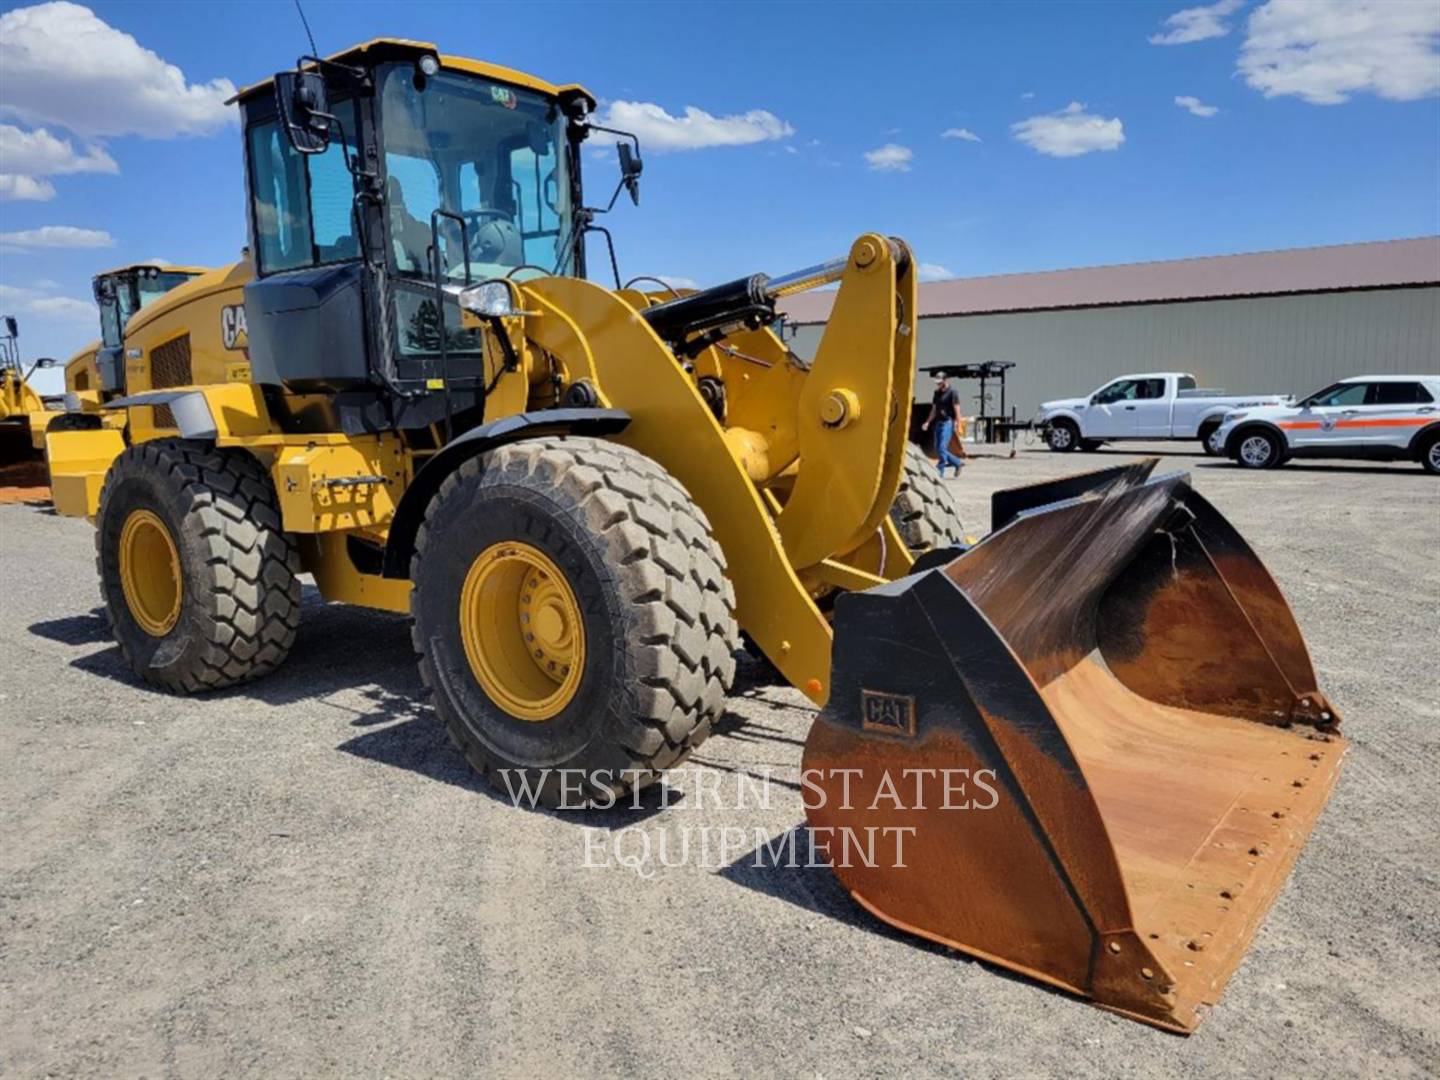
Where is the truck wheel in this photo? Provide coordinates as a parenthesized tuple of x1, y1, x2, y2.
(1045, 420, 1079, 452)
(1419, 429, 1440, 475)
(96, 439, 301, 691)
(410, 436, 739, 807)
(1199, 421, 1223, 456)
(889, 442, 967, 550)
(1233, 428, 1285, 470)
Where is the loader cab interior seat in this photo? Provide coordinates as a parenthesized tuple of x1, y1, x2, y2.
(388, 176, 433, 275)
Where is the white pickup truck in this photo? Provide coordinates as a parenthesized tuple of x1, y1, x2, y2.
(1035, 372, 1290, 454)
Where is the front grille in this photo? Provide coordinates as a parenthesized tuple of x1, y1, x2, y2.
(149, 334, 192, 428)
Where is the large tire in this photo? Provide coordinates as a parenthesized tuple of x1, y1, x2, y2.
(1045, 419, 1079, 452)
(410, 436, 739, 807)
(889, 442, 967, 551)
(96, 439, 301, 692)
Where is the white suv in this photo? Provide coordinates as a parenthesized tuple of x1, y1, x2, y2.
(1213, 375, 1440, 474)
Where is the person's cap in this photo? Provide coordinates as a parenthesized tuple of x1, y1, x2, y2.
(932, 368, 949, 379)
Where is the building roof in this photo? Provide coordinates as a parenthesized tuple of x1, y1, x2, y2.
(780, 236, 1440, 324)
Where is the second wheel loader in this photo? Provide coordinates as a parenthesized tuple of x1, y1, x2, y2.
(44, 39, 1345, 1033)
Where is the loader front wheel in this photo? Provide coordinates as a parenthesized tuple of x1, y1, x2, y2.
(410, 437, 738, 807)
(889, 442, 967, 551)
(96, 439, 301, 692)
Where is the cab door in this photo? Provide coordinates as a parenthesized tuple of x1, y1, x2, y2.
(1130, 377, 1172, 437)
(1290, 382, 1369, 449)
(1351, 381, 1437, 448)
(1087, 379, 1143, 437)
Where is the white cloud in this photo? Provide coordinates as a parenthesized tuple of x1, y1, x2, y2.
(0, 174, 56, 201)
(864, 143, 913, 172)
(0, 2, 235, 138)
(0, 123, 117, 202)
(656, 275, 698, 290)
(917, 263, 955, 282)
(1238, 0, 1440, 105)
(1011, 103, 1125, 157)
(1175, 95, 1221, 117)
(1020, 91, 1037, 100)
(593, 100, 793, 151)
(0, 282, 96, 324)
(1149, 0, 1245, 45)
(0, 125, 116, 175)
(0, 225, 115, 250)
(26, 294, 96, 320)
(941, 127, 981, 142)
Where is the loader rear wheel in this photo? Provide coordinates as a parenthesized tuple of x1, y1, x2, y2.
(889, 442, 967, 551)
(410, 436, 739, 807)
(96, 439, 301, 692)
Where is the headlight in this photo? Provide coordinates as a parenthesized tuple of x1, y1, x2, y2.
(462, 280, 516, 318)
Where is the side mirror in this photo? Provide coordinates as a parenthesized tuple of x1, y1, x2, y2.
(2, 316, 16, 339)
(276, 69, 332, 155)
(618, 142, 642, 206)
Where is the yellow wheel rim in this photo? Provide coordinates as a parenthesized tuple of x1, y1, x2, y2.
(118, 508, 183, 637)
(459, 541, 585, 722)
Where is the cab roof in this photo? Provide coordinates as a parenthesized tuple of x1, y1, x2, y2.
(1339, 374, 1440, 383)
(94, 263, 207, 278)
(230, 38, 595, 110)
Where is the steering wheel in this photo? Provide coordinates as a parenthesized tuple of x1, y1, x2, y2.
(449, 209, 518, 264)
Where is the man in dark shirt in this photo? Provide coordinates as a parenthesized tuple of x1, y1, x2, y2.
(921, 369, 966, 476)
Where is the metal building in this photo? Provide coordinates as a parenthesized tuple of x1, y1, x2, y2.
(781, 236, 1440, 424)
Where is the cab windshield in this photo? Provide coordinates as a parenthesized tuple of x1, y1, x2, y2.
(137, 270, 199, 308)
(379, 63, 575, 283)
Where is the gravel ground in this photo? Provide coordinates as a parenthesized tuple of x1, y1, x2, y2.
(2, 441, 1437, 1077)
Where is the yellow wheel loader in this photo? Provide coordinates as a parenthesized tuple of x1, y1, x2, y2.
(0, 315, 62, 466)
(61, 263, 213, 408)
(44, 39, 1345, 1033)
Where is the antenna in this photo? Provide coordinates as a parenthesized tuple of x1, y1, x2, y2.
(293, 0, 318, 57)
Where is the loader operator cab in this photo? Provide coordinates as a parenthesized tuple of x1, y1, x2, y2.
(90, 265, 204, 394)
(234, 40, 629, 435)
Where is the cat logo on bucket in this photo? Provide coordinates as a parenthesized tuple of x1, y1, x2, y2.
(861, 690, 916, 738)
(220, 304, 248, 350)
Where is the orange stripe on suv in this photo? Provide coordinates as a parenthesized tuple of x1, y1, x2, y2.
(1278, 417, 1431, 431)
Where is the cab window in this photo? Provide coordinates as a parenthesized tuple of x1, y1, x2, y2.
(98, 296, 123, 349)
(1094, 379, 1144, 404)
(1368, 382, 1433, 405)
(1177, 375, 1196, 392)
(1303, 383, 1368, 407)
(1135, 378, 1166, 400)
(247, 112, 358, 274)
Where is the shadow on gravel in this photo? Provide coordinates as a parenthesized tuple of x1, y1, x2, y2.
(338, 715, 679, 824)
(28, 608, 110, 645)
(719, 824, 952, 957)
(720, 824, 1073, 1003)
(1193, 460, 1427, 476)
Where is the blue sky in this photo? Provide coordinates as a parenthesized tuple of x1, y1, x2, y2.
(2, 0, 1438, 393)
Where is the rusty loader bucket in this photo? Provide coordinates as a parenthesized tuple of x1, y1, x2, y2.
(803, 461, 1345, 1033)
